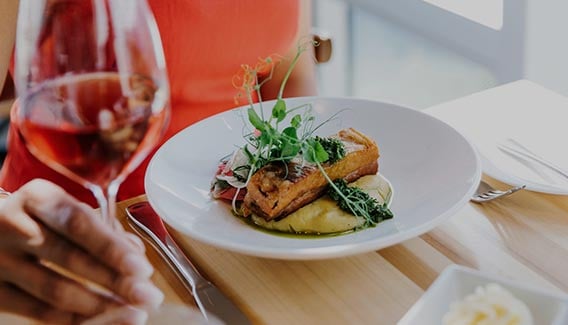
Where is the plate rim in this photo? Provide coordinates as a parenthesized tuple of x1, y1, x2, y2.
(145, 96, 482, 260)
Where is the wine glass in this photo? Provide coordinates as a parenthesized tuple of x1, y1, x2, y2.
(13, 0, 170, 228)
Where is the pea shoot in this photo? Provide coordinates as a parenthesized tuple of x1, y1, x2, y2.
(228, 40, 393, 227)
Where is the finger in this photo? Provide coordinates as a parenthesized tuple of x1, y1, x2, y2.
(116, 276, 164, 308)
(0, 195, 44, 246)
(0, 283, 77, 325)
(25, 226, 117, 287)
(0, 253, 117, 316)
(18, 180, 153, 277)
(125, 232, 146, 253)
(0, 212, 158, 308)
(81, 306, 148, 325)
(27, 228, 162, 307)
(6, 184, 143, 285)
(12, 180, 160, 305)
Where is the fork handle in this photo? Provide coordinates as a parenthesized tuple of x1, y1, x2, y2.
(504, 184, 526, 195)
(499, 144, 568, 179)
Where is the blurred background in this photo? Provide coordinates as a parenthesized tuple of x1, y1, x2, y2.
(2, 0, 568, 163)
(313, 0, 568, 108)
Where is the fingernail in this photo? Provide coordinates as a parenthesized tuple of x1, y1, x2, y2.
(125, 306, 149, 325)
(126, 233, 146, 252)
(123, 254, 153, 277)
(132, 282, 164, 308)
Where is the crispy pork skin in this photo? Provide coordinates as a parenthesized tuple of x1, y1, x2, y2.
(243, 128, 379, 221)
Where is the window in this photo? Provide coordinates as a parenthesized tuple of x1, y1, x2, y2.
(423, 0, 503, 30)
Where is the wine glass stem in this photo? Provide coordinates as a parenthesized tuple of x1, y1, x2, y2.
(91, 182, 121, 231)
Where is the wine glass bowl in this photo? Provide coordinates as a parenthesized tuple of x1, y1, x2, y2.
(18, 72, 166, 187)
(14, 0, 170, 226)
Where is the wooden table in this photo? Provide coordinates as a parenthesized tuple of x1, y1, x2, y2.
(128, 181, 567, 325)
(3, 80, 568, 324)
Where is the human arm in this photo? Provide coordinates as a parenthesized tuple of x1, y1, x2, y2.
(260, 0, 317, 100)
(0, 0, 18, 94)
(0, 180, 163, 324)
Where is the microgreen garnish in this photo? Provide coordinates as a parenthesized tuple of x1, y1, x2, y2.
(220, 40, 393, 228)
(315, 137, 345, 164)
(237, 41, 327, 176)
(327, 179, 394, 227)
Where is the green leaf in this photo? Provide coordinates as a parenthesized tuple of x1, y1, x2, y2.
(290, 114, 302, 128)
(303, 138, 329, 163)
(280, 127, 300, 158)
(259, 126, 276, 147)
(248, 108, 264, 131)
(316, 136, 346, 164)
(272, 99, 287, 122)
(281, 142, 300, 158)
(282, 126, 298, 139)
(312, 141, 329, 162)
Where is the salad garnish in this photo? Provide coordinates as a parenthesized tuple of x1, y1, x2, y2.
(213, 40, 394, 228)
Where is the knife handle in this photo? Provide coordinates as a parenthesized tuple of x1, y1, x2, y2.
(126, 203, 252, 324)
(161, 234, 211, 291)
(126, 212, 210, 293)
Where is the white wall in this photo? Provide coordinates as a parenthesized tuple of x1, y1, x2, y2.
(313, 0, 499, 109)
(313, 0, 350, 97)
(524, 1, 568, 96)
(314, 0, 568, 108)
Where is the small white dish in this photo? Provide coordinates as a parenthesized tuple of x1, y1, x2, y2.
(398, 265, 568, 325)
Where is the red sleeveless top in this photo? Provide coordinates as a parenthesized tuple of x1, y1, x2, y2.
(0, 0, 299, 206)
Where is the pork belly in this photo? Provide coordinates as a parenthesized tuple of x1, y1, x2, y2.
(243, 128, 379, 221)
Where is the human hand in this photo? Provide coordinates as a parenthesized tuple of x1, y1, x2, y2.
(0, 179, 163, 324)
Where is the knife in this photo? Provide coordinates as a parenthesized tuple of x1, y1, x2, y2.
(125, 201, 251, 325)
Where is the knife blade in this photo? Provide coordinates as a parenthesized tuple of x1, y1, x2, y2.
(125, 201, 251, 325)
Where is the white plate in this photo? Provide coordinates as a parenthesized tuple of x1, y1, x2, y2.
(426, 80, 568, 195)
(399, 265, 568, 325)
(145, 97, 481, 260)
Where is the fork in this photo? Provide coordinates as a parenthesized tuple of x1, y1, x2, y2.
(470, 180, 526, 203)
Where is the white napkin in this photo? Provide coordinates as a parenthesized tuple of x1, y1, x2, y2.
(504, 134, 568, 186)
(427, 80, 568, 193)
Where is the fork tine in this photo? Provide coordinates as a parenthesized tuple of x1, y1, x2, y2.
(471, 196, 489, 203)
(471, 182, 526, 203)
